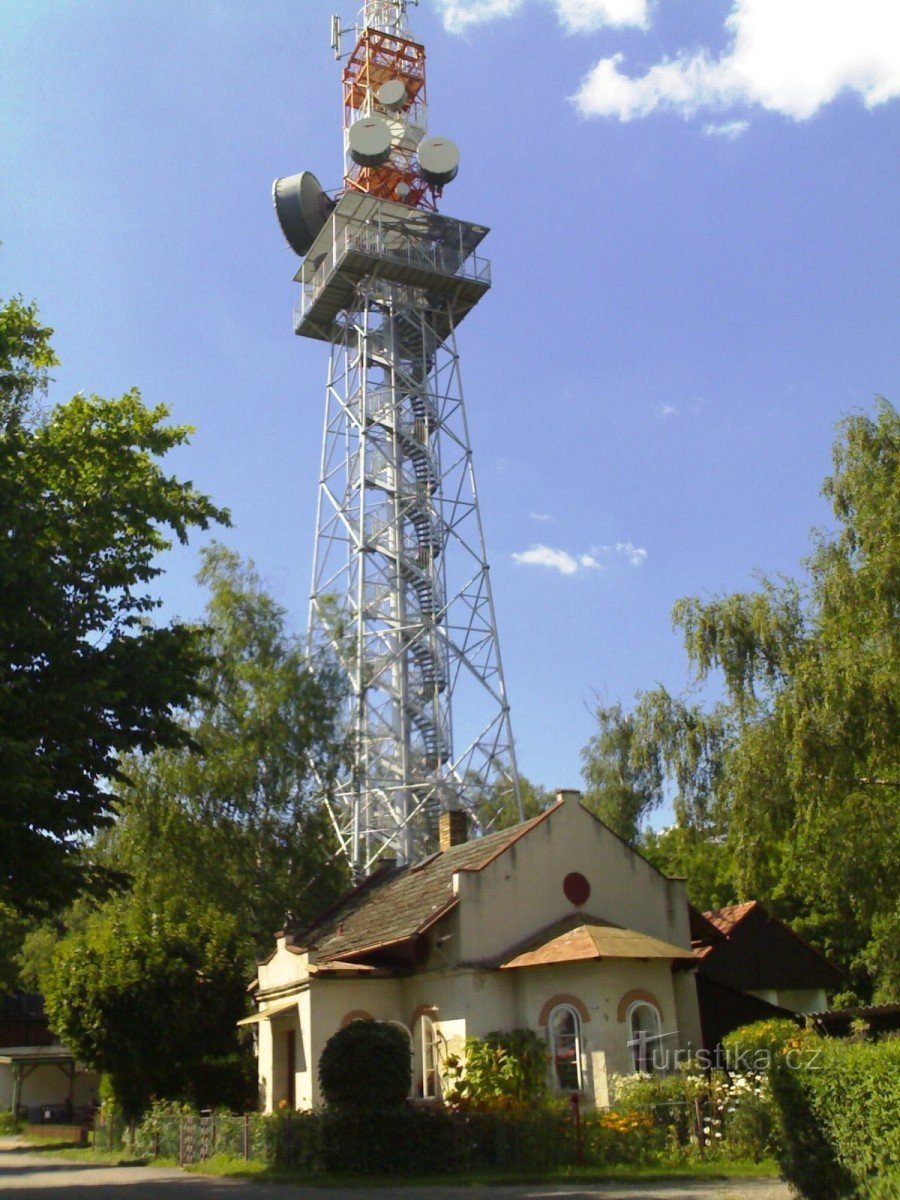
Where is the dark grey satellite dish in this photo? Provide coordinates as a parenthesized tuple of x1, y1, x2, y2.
(272, 172, 335, 257)
(417, 137, 460, 186)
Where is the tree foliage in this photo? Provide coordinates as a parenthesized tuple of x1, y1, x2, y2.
(41, 892, 251, 1119)
(581, 701, 663, 842)
(93, 544, 350, 958)
(0, 293, 228, 917)
(582, 401, 899, 1000)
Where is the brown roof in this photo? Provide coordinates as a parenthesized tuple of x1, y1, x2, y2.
(698, 900, 842, 990)
(300, 807, 558, 964)
(704, 901, 759, 935)
(499, 916, 696, 970)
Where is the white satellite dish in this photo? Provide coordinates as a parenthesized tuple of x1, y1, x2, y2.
(376, 79, 407, 111)
(348, 117, 392, 167)
(417, 137, 459, 186)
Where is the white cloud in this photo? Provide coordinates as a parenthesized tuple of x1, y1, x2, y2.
(615, 541, 648, 566)
(513, 540, 647, 574)
(438, 0, 647, 35)
(555, 0, 649, 33)
(574, 1, 900, 122)
(594, 541, 649, 566)
(529, 511, 554, 521)
(512, 544, 580, 574)
(656, 403, 679, 418)
(704, 119, 750, 139)
(439, 0, 522, 33)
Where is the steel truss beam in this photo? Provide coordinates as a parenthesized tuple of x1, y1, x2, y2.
(309, 275, 520, 871)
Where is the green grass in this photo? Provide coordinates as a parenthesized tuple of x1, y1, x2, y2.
(15, 1140, 781, 1188)
(184, 1152, 781, 1187)
(10, 1140, 152, 1167)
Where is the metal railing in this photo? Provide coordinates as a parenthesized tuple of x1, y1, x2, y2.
(295, 221, 490, 329)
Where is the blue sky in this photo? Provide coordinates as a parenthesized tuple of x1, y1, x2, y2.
(2, 0, 898, 796)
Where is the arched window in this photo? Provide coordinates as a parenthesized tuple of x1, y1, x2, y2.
(412, 1015, 439, 1099)
(548, 1003, 583, 1092)
(626, 1000, 663, 1074)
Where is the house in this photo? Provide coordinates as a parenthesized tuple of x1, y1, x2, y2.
(0, 993, 98, 1122)
(691, 900, 843, 1052)
(244, 790, 702, 1110)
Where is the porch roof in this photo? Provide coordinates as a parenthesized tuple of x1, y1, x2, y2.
(236, 995, 300, 1027)
(0, 1045, 77, 1066)
(497, 916, 696, 970)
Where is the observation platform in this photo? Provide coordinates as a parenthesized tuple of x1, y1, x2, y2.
(293, 192, 490, 344)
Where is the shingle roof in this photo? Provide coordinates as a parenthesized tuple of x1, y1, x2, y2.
(302, 808, 556, 963)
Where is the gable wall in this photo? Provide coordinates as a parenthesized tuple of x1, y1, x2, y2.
(453, 798, 692, 963)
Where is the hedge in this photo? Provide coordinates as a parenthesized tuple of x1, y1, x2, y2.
(772, 1036, 900, 1199)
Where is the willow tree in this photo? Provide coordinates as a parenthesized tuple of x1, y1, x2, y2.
(583, 401, 899, 1001)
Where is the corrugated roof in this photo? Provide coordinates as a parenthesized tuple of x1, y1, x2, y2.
(303, 807, 557, 963)
(499, 917, 696, 970)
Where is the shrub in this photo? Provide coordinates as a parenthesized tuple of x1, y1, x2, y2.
(772, 1036, 900, 1199)
(0, 1109, 22, 1134)
(610, 1064, 779, 1162)
(318, 1019, 411, 1110)
(721, 1017, 803, 1073)
(443, 1028, 549, 1110)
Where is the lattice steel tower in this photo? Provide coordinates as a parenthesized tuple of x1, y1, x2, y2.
(273, 0, 520, 873)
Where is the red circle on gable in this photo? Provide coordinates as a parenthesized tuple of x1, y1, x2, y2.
(563, 872, 591, 906)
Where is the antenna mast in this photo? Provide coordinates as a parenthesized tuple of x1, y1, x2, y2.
(273, 4, 521, 875)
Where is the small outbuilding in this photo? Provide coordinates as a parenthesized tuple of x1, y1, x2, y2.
(245, 790, 703, 1110)
(692, 900, 843, 1052)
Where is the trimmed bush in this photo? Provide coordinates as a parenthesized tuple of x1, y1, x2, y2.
(318, 1019, 411, 1110)
(772, 1036, 900, 1199)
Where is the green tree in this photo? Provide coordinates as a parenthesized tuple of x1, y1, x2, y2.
(584, 401, 900, 999)
(94, 544, 350, 957)
(473, 773, 555, 832)
(41, 892, 251, 1119)
(0, 294, 228, 919)
(581, 700, 664, 842)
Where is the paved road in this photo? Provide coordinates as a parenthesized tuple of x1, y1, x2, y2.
(0, 1145, 792, 1199)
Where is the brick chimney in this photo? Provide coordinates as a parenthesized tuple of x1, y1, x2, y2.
(439, 809, 468, 852)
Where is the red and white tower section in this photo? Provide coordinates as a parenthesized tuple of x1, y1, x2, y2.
(274, 0, 521, 873)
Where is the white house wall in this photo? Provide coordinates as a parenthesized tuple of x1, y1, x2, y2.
(453, 798, 693, 964)
(0, 1063, 98, 1113)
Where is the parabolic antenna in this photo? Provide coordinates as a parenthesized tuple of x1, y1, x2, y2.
(376, 78, 407, 111)
(272, 172, 335, 257)
(348, 116, 392, 167)
(417, 137, 459, 186)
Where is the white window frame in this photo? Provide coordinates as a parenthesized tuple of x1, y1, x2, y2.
(625, 1000, 665, 1074)
(412, 1014, 440, 1100)
(547, 1002, 584, 1092)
